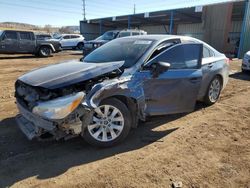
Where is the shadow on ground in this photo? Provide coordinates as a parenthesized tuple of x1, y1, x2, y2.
(0, 55, 36, 60)
(0, 113, 185, 187)
(229, 71, 250, 81)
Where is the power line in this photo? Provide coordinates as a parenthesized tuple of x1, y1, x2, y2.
(20, 0, 82, 10)
(87, 0, 132, 8)
(0, 1, 82, 15)
(0, 0, 208, 21)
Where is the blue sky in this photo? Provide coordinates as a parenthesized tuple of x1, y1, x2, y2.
(0, 0, 237, 26)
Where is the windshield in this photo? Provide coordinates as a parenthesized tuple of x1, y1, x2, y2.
(0, 30, 3, 36)
(95, 31, 118, 41)
(84, 38, 153, 68)
(54, 35, 62, 39)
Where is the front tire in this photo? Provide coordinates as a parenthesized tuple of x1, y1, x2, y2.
(84, 98, 132, 147)
(204, 76, 222, 105)
(39, 46, 52, 57)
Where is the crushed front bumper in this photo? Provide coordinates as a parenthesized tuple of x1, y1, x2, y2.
(16, 102, 55, 140)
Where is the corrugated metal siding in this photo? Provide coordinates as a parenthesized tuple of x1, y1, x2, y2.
(202, 3, 233, 52)
(239, 0, 250, 58)
(231, 21, 242, 32)
(177, 23, 203, 40)
(140, 25, 169, 34)
(228, 21, 242, 46)
(80, 21, 114, 40)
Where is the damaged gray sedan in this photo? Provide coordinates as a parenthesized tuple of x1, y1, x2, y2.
(15, 35, 229, 147)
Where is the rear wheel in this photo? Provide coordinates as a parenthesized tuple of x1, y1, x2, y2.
(204, 76, 222, 105)
(77, 42, 84, 50)
(39, 46, 52, 57)
(242, 69, 249, 74)
(84, 98, 131, 147)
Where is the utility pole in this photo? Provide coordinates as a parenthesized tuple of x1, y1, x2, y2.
(82, 0, 86, 21)
(133, 3, 136, 14)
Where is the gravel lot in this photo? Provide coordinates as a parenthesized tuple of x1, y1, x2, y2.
(0, 51, 249, 188)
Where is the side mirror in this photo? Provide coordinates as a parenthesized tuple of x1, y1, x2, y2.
(151, 61, 171, 78)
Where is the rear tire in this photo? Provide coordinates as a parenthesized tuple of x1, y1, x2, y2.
(83, 98, 132, 147)
(77, 42, 84, 50)
(242, 69, 249, 74)
(39, 46, 52, 57)
(204, 76, 222, 105)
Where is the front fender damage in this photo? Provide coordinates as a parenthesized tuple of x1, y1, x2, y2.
(82, 75, 146, 129)
(16, 75, 146, 141)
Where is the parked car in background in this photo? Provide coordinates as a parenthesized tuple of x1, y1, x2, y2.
(15, 35, 229, 147)
(0, 30, 61, 57)
(55, 34, 85, 50)
(83, 29, 147, 54)
(36, 34, 52, 40)
(242, 51, 250, 73)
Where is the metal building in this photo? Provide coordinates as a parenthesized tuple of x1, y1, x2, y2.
(80, 0, 250, 58)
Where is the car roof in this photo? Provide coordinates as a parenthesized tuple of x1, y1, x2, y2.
(36, 34, 51, 35)
(3, 30, 33, 33)
(104, 30, 120, 33)
(119, 34, 221, 55)
(61, 34, 81, 36)
(119, 34, 182, 41)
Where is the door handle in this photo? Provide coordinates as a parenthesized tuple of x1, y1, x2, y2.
(189, 77, 200, 83)
(208, 63, 213, 68)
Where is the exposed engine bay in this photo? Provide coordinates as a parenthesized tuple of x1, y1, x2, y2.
(15, 67, 126, 141)
(15, 69, 122, 110)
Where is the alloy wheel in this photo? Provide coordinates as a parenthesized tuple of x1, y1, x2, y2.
(208, 78, 221, 103)
(87, 105, 125, 142)
(41, 47, 50, 56)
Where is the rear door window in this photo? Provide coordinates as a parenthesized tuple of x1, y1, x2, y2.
(20, 32, 32, 40)
(4, 31, 17, 40)
(203, 46, 214, 57)
(70, 35, 80, 39)
(118, 32, 131, 38)
(132, 32, 139, 36)
(63, 35, 70, 39)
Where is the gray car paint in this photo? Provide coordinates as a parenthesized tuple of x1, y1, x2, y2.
(15, 35, 229, 140)
(18, 60, 124, 89)
(83, 36, 228, 117)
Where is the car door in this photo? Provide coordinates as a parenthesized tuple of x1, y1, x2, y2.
(0, 31, 19, 53)
(141, 43, 203, 115)
(18, 32, 36, 53)
(60, 35, 71, 48)
(70, 35, 80, 47)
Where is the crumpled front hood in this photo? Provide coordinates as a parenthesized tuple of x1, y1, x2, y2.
(18, 60, 124, 89)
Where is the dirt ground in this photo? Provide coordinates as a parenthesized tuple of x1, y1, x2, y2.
(0, 51, 249, 188)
